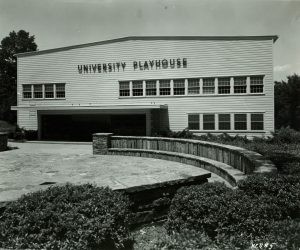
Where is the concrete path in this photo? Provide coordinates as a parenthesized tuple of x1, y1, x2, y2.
(0, 142, 228, 202)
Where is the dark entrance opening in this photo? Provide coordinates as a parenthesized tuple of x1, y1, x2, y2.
(40, 114, 146, 141)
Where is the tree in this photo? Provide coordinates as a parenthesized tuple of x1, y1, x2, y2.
(0, 30, 37, 122)
(275, 74, 300, 131)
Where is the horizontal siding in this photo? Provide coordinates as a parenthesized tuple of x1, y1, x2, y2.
(17, 39, 274, 135)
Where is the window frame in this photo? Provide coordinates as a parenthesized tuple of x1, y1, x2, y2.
(202, 78, 215, 94)
(146, 80, 157, 96)
(251, 113, 264, 130)
(159, 80, 171, 96)
(33, 84, 43, 99)
(119, 81, 130, 97)
(218, 78, 231, 94)
(132, 81, 143, 96)
(22, 84, 32, 99)
(44, 84, 54, 99)
(203, 114, 215, 130)
(250, 76, 264, 93)
(234, 114, 247, 130)
(188, 114, 200, 130)
(218, 114, 231, 130)
(173, 79, 185, 95)
(188, 78, 200, 94)
(55, 83, 66, 99)
(234, 77, 247, 94)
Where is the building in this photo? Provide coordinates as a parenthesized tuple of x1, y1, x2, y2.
(12, 36, 278, 141)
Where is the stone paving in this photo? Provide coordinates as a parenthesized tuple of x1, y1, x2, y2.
(0, 141, 228, 202)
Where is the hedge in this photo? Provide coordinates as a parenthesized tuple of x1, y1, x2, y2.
(0, 184, 133, 249)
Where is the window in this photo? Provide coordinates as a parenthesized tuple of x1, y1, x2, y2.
(132, 81, 143, 96)
(45, 84, 54, 98)
(251, 114, 264, 130)
(234, 77, 247, 93)
(56, 83, 65, 98)
(218, 78, 230, 94)
(250, 76, 264, 93)
(173, 79, 185, 95)
(203, 114, 215, 130)
(23, 85, 32, 99)
(119, 81, 130, 96)
(159, 80, 170, 95)
(188, 78, 200, 94)
(203, 78, 215, 94)
(218, 114, 231, 130)
(234, 114, 247, 130)
(188, 114, 200, 130)
(33, 84, 43, 98)
(146, 80, 157, 96)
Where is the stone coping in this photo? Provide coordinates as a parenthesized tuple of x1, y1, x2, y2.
(110, 135, 276, 174)
(109, 148, 246, 186)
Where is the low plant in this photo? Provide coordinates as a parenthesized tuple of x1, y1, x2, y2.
(0, 184, 133, 249)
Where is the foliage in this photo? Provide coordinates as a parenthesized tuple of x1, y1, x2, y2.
(0, 184, 133, 249)
(155, 128, 194, 139)
(0, 30, 37, 122)
(275, 74, 300, 130)
(167, 177, 300, 240)
(271, 126, 300, 143)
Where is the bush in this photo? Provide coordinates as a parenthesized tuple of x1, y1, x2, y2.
(0, 184, 133, 249)
(167, 181, 300, 240)
(271, 127, 300, 144)
(166, 183, 231, 237)
(156, 128, 194, 139)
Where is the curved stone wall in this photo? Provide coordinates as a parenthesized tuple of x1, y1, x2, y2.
(93, 134, 276, 186)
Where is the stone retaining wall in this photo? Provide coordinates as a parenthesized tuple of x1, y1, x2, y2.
(93, 133, 276, 176)
(0, 132, 8, 152)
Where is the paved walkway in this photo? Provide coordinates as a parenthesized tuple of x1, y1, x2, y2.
(0, 142, 228, 202)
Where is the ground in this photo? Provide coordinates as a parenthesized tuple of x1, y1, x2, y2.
(0, 141, 227, 202)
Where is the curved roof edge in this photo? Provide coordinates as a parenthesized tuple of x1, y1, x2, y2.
(16, 35, 279, 58)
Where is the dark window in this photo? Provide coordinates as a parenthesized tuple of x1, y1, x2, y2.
(56, 83, 65, 98)
(234, 77, 247, 93)
(45, 84, 54, 98)
(250, 76, 264, 93)
(218, 78, 230, 94)
(188, 78, 200, 94)
(119, 81, 130, 96)
(146, 80, 157, 96)
(132, 81, 143, 96)
(251, 113, 264, 130)
(34, 84, 43, 98)
(203, 114, 215, 130)
(23, 84, 32, 99)
(159, 80, 170, 95)
(203, 78, 215, 94)
(218, 114, 231, 130)
(173, 79, 185, 95)
(188, 114, 199, 130)
(234, 114, 247, 130)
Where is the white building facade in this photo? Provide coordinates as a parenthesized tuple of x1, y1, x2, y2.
(12, 36, 278, 141)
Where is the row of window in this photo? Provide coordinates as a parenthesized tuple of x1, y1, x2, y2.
(119, 76, 264, 97)
(188, 113, 264, 131)
(23, 84, 66, 99)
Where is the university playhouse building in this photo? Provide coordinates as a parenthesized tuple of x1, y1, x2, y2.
(12, 36, 278, 141)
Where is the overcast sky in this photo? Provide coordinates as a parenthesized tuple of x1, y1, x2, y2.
(0, 0, 299, 81)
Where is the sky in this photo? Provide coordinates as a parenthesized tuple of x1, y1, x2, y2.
(0, 0, 299, 81)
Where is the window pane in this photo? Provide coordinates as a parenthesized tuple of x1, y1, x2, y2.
(132, 81, 143, 96)
(234, 114, 247, 130)
(45, 84, 54, 98)
(173, 79, 185, 95)
(23, 85, 32, 99)
(34, 84, 43, 98)
(203, 114, 215, 130)
(146, 80, 156, 96)
(188, 79, 200, 94)
(119, 81, 130, 96)
(251, 114, 264, 130)
(159, 80, 170, 95)
(203, 78, 215, 94)
(218, 114, 231, 130)
(250, 76, 264, 93)
(234, 77, 247, 93)
(188, 114, 199, 130)
(56, 83, 65, 98)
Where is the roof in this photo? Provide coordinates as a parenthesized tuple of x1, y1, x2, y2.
(16, 35, 278, 58)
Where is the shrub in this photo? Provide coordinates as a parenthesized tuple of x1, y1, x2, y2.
(166, 182, 232, 237)
(156, 128, 194, 139)
(167, 181, 300, 240)
(271, 127, 300, 144)
(0, 184, 133, 249)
